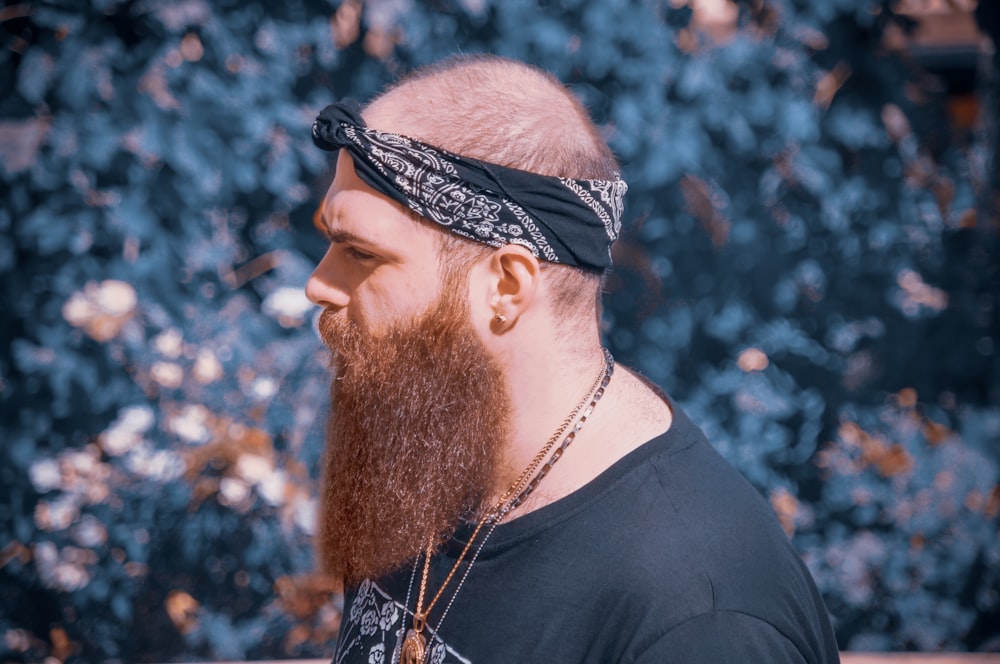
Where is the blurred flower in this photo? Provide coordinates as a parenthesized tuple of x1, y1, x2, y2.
(150, 361, 184, 389)
(251, 376, 278, 400)
(293, 496, 317, 535)
(62, 280, 138, 342)
(152, 328, 184, 358)
(218, 476, 250, 508)
(165, 590, 200, 634)
(71, 514, 108, 548)
(826, 531, 887, 607)
(737, 347, 769, 372)
(33, 541, 92, 592)
(124, 444, 184, 482)
(3, 628, 32, 654)
(262, 286, 314, 328)
(332, 0, 362, 49)
(0, 117, 50, 175)
(770, 487, 800, 536)
(63, 449, 96, 476)
(167, 404, 211, 444)
(235, 453, 290, 506)
(56, 445, 110, 505)
(258, 469, 288, 507)
(193, 348, 223, 383)
(100, 405, 155, 456)
(34, 496, 80, 532)
(895, 269, 948, 317)
(120, 405, 155, 433)
(236, 453, 273, 484)
(28, 458, 61, 493)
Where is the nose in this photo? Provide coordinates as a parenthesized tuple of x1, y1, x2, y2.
(305, 248, 350, 309)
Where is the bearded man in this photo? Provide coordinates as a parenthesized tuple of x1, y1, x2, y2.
(305, 54, 840, 664)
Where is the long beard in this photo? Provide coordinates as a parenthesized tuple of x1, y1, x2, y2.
(316, 281, 510, 587)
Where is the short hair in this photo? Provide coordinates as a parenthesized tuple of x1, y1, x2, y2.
(364, 54, 619, 332)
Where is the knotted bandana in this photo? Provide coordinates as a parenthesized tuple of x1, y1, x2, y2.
(311, 100, 627, 271)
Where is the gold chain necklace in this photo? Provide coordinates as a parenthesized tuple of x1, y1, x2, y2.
(400, 349, 614, 664)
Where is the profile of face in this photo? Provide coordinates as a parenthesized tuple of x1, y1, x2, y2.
(307, 151, 512, 586)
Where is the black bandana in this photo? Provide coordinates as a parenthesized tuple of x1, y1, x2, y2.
(311, 100, 627, 271)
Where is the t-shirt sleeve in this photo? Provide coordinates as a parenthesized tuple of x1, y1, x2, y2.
(631, 610, 813, 664)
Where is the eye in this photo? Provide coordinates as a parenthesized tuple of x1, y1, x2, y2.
(343, 245, 376, 262)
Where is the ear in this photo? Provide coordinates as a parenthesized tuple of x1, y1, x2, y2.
(473, 243, 541, 333)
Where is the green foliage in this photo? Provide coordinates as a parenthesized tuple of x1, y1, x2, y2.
(1, 0, 997, 659)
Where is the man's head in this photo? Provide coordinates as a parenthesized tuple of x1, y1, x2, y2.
(309, 54, 624, 337)
(307, 54, 623, 584)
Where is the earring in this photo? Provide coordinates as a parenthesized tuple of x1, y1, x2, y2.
(493, 313, 507, 325)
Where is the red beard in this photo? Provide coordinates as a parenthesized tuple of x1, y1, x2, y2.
(316, 275, 510, 587)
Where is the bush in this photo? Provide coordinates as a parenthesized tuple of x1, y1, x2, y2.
(1, 0, 997, 659)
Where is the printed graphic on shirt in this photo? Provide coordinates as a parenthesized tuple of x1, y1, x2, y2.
(335, 579, 471, 664)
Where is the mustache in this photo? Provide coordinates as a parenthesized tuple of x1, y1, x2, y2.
(316, 309, 357, 380)
(316, 308, 344, 347)
(316, 308, 359, 357)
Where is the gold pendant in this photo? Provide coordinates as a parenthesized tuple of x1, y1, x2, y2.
(401, 628, 426, 664)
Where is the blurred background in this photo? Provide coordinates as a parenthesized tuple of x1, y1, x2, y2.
(1, 0, 998, 661)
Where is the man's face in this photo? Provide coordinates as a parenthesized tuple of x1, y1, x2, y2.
(309, 152, 512, 586)
(306, 150, 445, 335)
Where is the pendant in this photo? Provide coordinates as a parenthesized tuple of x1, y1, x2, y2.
(401, 628, 426, 664)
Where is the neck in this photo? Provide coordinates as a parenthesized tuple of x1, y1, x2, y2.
(488, 330, 607, 509)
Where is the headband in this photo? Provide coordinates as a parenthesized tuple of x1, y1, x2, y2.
(311, 100, 627, 271)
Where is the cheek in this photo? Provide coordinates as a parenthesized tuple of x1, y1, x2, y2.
(348, 282, 430, 333)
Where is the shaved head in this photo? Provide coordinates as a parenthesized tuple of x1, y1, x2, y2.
(365, 55, 618, 180)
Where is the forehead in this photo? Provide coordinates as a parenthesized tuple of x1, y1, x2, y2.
(320, 151, 446, 260)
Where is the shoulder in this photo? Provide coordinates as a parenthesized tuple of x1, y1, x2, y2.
(573, 408, 839, 662)
(628, 609, 840, 664)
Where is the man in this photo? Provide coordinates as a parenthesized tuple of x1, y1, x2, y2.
(305, 54, 840, 663)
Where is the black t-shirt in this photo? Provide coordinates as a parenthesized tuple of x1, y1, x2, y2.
(333, 400, 841, 664)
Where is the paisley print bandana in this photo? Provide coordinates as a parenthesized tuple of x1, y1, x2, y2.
(311, 99, 627, 271)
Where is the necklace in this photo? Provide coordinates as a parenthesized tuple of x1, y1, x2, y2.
(399, 349, 615, 664)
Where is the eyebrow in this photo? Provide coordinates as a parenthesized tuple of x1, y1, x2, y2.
(313, 210, 381, 249)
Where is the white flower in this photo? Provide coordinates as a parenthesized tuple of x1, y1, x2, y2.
(100, 405, 153, 456)
(63, 449, 97, 475)
(118, 405, 155, 434)
(193, 348, 223, 384)
(125, 445, 184, 482)
(368, 642, 385, 664)
(257, 469, 287, 506)
(5, 628, 31, 652)
(29, 458, 61, 493)
(151, 361, 184, 389)
(152, 328, 184, 358)
(35, 496, 80, 531)
(95, 280, 137, 316)
(61, 291, 94, 327)
(33, 540, 92, 591)
(33, 540, 58, 570)
(250, 376, 277, 400)
(167, 404, 210, 444)
(72, 514, 108, 547)
(62, 280, 138, 341)
(53, 563, 90, 591)
(236, 453, 272, 484)
(262, 286, 314, 327)
(101, 423, 141, 457)
(218, 477, 249, 507)
(293, 496, 317, 535)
